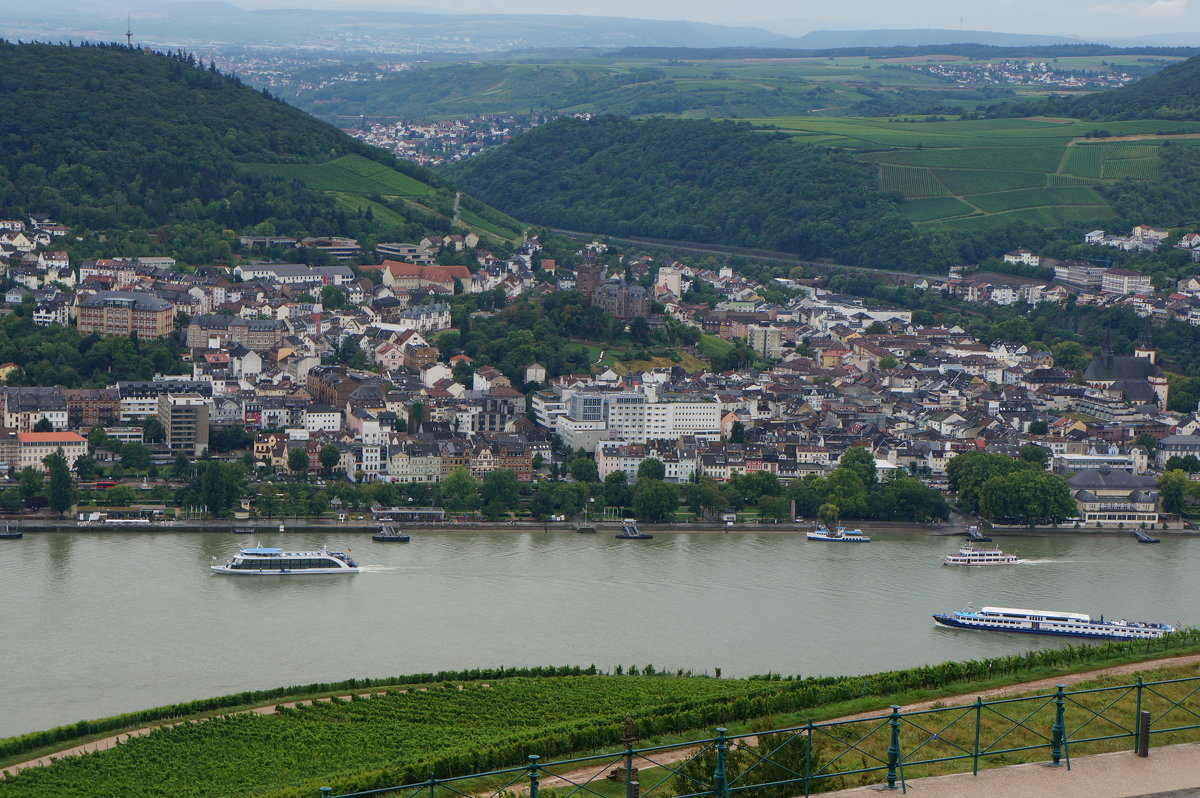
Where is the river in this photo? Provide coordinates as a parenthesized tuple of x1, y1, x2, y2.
(1, 529, 1192, 739)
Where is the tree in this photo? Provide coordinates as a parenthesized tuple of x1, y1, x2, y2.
(865, 320, 888, 335)
(33, 417, 53, 433)
(171, 452, 191, 481)
(18, 466, 42, 500)
(287, 447, 309, 477)
(319, 444, 341, 476)
(632, 478, 679, 522)
(531, 452, 544, 471)
(442, 467, 480, 512)
(320, 284, 346, 309)
(758, 495, 791, 522)
(87, 426, 110, 453)
(104, 483, 136, 507)
(978, 471, 1076, 526)
(1018, 444, 1050, 468)
(120, 442, 151, 471)
(1165, 454, 1200, 473)
(142, 416, 166, 444)
(570, 456, 598, 483)
(1159, 469, 1190, 515)
(728, 421, 745, 443)
(637, 457, 665, 481)
(481, 469, 521, 514)
(73, 454, 98, 481)
(1135, 432, 1159, 455)
(1051, 341, 1088, 372)
(1028, 420, 1049, 435)
(604, 470, 632, 512)
(878, 355, 898, 369)
(946, 451, 1036, 514)
(838, 446, 877, 487)
(817, 502, 840, 530)
(44, 447, 74, 516)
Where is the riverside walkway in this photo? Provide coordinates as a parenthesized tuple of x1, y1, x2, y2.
(822, 742, 1200, 798)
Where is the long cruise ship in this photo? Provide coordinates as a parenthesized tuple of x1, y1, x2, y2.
(933, 605, 1174, 640)
(941, 543, 1018, 566)
(211, 545, 359, 575)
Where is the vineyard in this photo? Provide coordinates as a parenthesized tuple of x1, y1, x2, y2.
(244, 154, 434, 196)
(744, 116, 1200, 229)
(4, 632, 1200, 798)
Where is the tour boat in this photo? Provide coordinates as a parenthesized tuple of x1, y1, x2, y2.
(807, 526, 871, 542)
(211, 545, 359, 574)
(941, 543, 1019, 566)
(615, 520, 652, 540)
(0, 523, 21, 540)
(932, 604, 1174, 640)
(372, 524, 411, 543)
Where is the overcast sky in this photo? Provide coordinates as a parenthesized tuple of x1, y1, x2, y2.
(220, 0, 1197, 38)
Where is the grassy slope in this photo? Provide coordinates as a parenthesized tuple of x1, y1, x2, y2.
(744, 116, 1200, 230)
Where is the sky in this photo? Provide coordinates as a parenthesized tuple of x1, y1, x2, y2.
(217, 0, 1199, 38)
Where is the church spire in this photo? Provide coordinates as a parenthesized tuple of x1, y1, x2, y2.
(1140, 318, 1153, 350)
(1135, 318, 1157, 364)
(1102, 327, 1113, 357)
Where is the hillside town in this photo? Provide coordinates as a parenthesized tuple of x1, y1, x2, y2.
(3, 209, 1200, 530)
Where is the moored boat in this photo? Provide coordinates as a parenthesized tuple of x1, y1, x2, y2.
(211, 545, 359, 574)
(942, 543, 1018, 566)
(0, 523, 21, 539)
(233, 527, 255, 535)
(933, 604, 1174, 640)
(963, 525, 992, 543)
(372, 524, 411, 543)
(807, 526, 871, 542)
(615, 520, 652, 540)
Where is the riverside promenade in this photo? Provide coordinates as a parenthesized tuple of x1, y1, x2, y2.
(822, 742, 1200, 797)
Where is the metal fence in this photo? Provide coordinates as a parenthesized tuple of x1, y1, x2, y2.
(320, 673, 1200, 798)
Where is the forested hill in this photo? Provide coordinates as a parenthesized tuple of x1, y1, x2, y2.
(1043, 52, 1200, 120)
(0, 42, 461, 249)
(443, 116, 941, 268)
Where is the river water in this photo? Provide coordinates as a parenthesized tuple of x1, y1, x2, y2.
(1, 529, 1193, 739)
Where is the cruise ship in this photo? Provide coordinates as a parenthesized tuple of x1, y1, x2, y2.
(807, 526, 871, 542)
(211, 545, 359, 575)
(933, 605, 1174, 640)
(941, 543, 1019, 566)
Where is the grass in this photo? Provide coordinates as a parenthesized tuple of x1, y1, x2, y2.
(900, 197, 977, 222)
(698, 334, 734, 358)
(243, 154, 433, 196)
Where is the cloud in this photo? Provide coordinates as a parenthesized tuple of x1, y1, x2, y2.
(1091, 0, 1188, 16)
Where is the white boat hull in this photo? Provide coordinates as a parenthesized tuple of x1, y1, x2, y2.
(211, 565, 358, 575)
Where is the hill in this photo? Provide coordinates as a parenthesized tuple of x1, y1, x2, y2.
(1046, 52, 1200, 120)
(0, 42, 521, 256)
(778, 28, 1093, 49)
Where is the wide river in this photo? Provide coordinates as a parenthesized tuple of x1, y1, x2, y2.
(2, 528, 1194, 739)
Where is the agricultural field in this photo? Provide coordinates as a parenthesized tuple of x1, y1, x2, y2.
(743, 116, 1200, 229)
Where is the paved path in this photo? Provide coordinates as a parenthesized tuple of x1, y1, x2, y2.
(819, 742, 1200, 798)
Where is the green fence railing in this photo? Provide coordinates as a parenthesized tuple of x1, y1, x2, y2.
(321, 673, 1200, 797)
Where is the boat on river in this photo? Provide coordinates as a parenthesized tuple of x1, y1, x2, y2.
(933, 604, 1174, 640)
(942, 543, 1018, 566)
(807, 526, 871, 542)
(0, 523, 20, 540)
(211, 545, 359, 574)
(372, 524, 411, 543)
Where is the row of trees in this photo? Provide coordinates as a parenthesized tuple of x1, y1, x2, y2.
(947, 451, 1075, 525)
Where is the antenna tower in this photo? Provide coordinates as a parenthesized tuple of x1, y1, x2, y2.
(125, 15, 132, 47)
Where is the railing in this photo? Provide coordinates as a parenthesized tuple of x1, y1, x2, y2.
(320, 674, 1200, 797)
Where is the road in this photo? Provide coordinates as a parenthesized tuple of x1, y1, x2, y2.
(547, 228, 944, 283)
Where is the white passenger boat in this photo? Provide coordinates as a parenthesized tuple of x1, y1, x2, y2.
(941, 543, 1019, 566)
(933, 604, 1174, 640)
(807, 526, 871, 542)
(211, 545, 359, 575)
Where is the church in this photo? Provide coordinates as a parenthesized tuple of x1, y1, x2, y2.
(1082, 324, 1168, 410)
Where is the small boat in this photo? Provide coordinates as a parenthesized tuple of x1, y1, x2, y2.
(233, 527, 255, 535)
(942, 542, 1019, 566)
(211, 545, 359, 574)
(0, 523, 21, 540)
(372, 524, 411, 543)
(615, 520, 652, 540)
(574, 524, 597, 534)
(1132, 529, 1160, 544)
(933, 604, 1174, 640)
(807, 525, 871, 542)
(963, 525, 992, 543)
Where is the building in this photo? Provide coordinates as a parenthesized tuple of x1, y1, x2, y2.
(16, 431, 88, 470)
(747, 324, 784, 360)
(76, 291, 174, 338)
(1081, 328, 1168, 410)
(233, 263, 355, 285)
(117, 381, 213, 421)
(556, 389, 721, 450)
(157, 393, 210, 457)
(186, 316, 290, 352)
(1101, 268, 1153, 296)
(1067, 468, 1159, 528)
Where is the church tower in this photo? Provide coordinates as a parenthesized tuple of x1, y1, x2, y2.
(1134, 318, 1156, 364)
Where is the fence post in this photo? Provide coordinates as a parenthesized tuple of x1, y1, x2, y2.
(428, 771, 438, 798)
(885, 705, 901, 790)
(1050, 685, 1066, 767)
(803, 721, 813, 798)
(1133, 676, 1145, 753)
(625, 741, 636, 798)
(319, 788, 332, 798)
(972, 697, 983, 776)
(1137, 711, 1151, 758)
(528, 754, 540, 798)
(712, 727, 729, 798)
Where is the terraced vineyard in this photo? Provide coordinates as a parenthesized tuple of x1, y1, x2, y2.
(745, 116, 1200, 230)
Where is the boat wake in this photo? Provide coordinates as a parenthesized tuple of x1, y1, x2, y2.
(1016, 558, 1070, 564)
(356, 565, 408, 573)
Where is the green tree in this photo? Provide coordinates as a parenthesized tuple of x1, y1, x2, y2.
(570, 456, 598, 483)
(320, 284, 346, 310)
(757, 495, 791, 522)
(171, 452, 192, 481)
(817, 502, 840, 530)
(481, 469, 521, 513)
(637, 457, 665, 481)
(1159, 469, 1190, 515)
(603, 470, 632, 512)
(33, 417, 53, 433)
(73, 454, 98, 481)
(19, 466, 43, 500)
(442, 467, 481, 512)
(142, 416, 166, 444)
(319, 444, 342, 476)
(87, 426, 110, 453)
(838, 446, 877, 488)
(632, 478, 679, 522)
(819, 467, 869, 518)
(946, 451, 1036, 515)
(287, 447, 309, 477)
(121, 442, 151, 471)
(878, 355, 898, 369)
(1165, 454, 1200, 473)
(104, 483, 137, 507)
(1018, 444, 1050, 468)
(1135, 432, 1159, 456)
(1028, 420, 1049, 435)
(44, 447, 74, 516)
(728, 421, 745, 443)
(978, 471, 1076, 526)
(1051, 341, 1088, 372)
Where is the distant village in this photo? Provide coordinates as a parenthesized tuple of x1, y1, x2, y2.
(903, 60, 1135, 88)
(3, 210, 1200, 530)
(347, 114, 561, 166)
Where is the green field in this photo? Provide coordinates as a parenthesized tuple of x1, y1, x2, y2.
(744, 116, 1200, 229)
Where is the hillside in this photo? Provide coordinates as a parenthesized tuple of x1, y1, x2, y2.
(0, 42, 521, 254)
(1046, 51, 1200, 120)
(443, 116, 932, 268)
